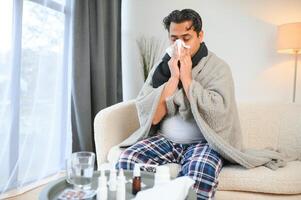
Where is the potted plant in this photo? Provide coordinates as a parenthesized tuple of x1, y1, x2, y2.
(136, 36, 167, 81)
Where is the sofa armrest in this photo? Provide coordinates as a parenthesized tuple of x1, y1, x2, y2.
(94, 100, 139, 165)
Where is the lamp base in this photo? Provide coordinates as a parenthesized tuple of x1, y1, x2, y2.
(293, 50, 299, 103)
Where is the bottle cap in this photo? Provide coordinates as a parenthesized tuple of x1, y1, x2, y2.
(110, 167, 117, 173)
(119, 168, 124, 176)
(109, 167, 117, 191)
(118, 168, 126, 181)
(100, 168, 106, 176)
(99, 169, 106, 181)
(109, 168, 117, 179)
(133, 164, 141, 177)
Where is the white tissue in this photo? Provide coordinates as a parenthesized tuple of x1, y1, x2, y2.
(133, 176, 195, 200)
(166, 39, 190, 57)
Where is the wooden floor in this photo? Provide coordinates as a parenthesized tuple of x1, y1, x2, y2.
(4, 184, 46, 200)
(1, 172, 66, 200)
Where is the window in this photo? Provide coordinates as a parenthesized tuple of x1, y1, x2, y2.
(0, 0, 71, 194)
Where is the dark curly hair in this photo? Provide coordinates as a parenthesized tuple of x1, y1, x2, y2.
(163, 9, 202, 36)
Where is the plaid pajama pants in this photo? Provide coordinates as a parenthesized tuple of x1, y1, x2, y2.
(116, 135, 224, 200)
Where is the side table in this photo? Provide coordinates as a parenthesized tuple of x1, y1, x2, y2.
(39, 170, 197, 200)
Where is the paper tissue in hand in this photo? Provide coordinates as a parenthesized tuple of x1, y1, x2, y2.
(166, 39, 190, 57)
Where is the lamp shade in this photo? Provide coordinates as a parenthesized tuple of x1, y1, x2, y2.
(277, 22, 301, 54)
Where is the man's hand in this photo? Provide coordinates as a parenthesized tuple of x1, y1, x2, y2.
(179, 48, 192, 83)
(168, 45, 180, 80)
(179, 48, 192, 100)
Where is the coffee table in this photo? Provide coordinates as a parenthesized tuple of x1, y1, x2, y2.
(39, 169, 197, 200)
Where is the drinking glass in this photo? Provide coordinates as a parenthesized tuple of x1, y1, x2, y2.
(66, 151, 95, 190)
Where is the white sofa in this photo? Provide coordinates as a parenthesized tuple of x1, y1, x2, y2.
(94, 100, 301, 199)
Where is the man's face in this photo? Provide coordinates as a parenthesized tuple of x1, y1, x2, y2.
(169, 21, 204, 57)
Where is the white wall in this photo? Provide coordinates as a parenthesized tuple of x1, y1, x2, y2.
(122, 0, 301, 103)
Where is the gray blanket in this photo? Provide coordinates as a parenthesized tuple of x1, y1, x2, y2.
(119, 51, 300, 170)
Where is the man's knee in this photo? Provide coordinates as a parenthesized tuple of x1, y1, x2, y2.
(186, 148, 223, 173)
(116, 147, 140, 170)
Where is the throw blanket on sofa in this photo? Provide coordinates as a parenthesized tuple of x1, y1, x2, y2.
(118, 51, 301, 170)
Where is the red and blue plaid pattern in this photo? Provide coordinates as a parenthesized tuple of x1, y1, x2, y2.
(116, 135, 224, 199)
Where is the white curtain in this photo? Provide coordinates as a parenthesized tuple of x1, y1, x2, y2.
(0, 0, 71, 197)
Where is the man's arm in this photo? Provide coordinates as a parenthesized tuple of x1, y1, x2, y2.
(152, 56, 180, 125)
(152, 77, 179, 125)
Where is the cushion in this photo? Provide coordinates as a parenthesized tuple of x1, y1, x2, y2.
(238, 103, 301, 153)
(215, 190, 301, 200)
(218, 161, 301, 194)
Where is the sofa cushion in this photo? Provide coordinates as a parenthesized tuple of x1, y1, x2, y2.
(238, 104, 301, 153)
(215, 190, 301, 200)
(218, 161, 301, 194)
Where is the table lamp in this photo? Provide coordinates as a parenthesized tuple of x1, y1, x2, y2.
(277, 22, 301, 103)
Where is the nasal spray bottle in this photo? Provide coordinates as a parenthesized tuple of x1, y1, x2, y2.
(97, 168, 108, 200)
(116, 168, 126, 200)
(109, 166, 117, 191)
(132, 164, 141, 195)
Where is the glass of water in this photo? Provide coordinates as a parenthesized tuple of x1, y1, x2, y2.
(66, 151, 95, 190)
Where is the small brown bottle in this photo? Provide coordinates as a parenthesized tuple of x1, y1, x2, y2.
(132, 164, 141, 195)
